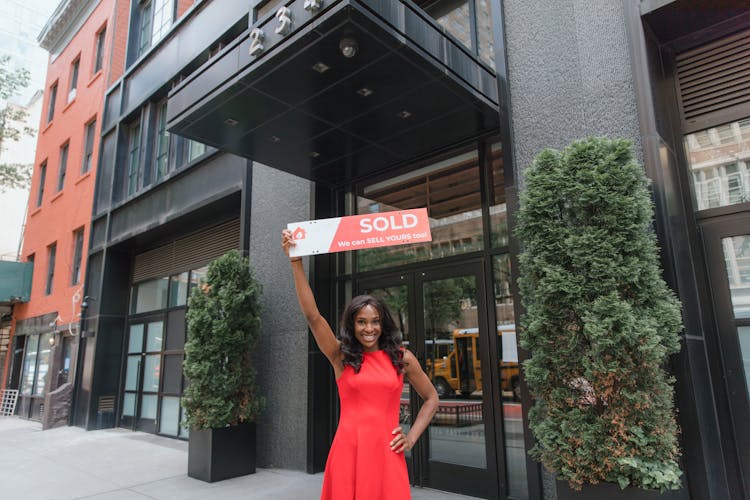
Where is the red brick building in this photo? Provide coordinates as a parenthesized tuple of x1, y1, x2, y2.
(2, 0, 115, 427)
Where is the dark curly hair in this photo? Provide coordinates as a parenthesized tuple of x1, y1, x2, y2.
(339, 295, 404, 374)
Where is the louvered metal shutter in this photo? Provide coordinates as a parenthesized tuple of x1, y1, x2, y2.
(676, 28, 750, 133)
(132, 218, 240, 283)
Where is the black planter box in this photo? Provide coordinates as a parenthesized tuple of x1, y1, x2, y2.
(557, 480, 680, 500)
(188, 422, 257, 482)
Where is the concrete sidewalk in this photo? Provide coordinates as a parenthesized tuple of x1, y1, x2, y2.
(0, 417, 480, 500)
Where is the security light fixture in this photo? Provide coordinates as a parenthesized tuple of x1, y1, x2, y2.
(357, 87, 373, 97)
(312, 62, 330, 73)
(309, 151, 320, 158)
(339, 37, 358, 58)
(397, 110, 412, 119)
(80, 295, 96, 310)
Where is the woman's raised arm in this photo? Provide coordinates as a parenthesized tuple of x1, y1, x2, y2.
(282, 229, 341, 366)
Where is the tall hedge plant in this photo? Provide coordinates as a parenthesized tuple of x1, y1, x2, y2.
(182, 250, 265, 429)
(516, 137, 683, 491)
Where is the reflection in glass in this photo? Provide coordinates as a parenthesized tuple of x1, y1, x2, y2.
(20, 335, 39, 395)
(125, 356, 140, 391)
(146, 321, 164, 351)
(684, 118, 750, 211)
(132, 277, 169, 313)
(189, 266, 209, 292)
(122, 393, 136, 417)
(162, 354, 183, 394)
(357, 149, 483, 271)
(489, 142, 508, 248)
(140, 394, 157, 419)
(722, 235, 750, 318)
(143, 355, 160, 392)
(738, 326, 750, 403)
(476, 0, 496, 69)
(34, 333, 53, 396)
(160, 396, 180, 436)
(421, 0, 472, 49)
(128, 324, 144, 353)
(493, 255, 528, 499)
(424, 275, 487, 469)
(169, 272, 189, 307)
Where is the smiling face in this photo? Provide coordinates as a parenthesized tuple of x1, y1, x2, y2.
(353, 304, 382, 352)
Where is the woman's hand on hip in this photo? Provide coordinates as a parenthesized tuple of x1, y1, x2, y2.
(390, 426, 414, 453)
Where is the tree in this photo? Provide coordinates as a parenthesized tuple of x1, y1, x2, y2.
(0, 55, 34, 192)
(182, 250, 265, 429)
(515, 137, 683, 491)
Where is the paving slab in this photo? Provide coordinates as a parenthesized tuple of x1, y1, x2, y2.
(0, 417, 480, 500)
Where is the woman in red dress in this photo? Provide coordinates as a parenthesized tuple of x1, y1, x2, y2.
(282, 229, 439, 500)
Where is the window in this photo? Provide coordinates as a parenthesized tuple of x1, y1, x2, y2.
(71, 228, 84, 285)
(47, 82, 57, 123)
(138, 0, 173, 57)
(57, 142, 69, 192)
(188, 140, 206, 162)
(82, 119, 97, 174)
(36, 161, 46, 207)
(154, 100, 170, 180)
(685, 118, 750, 211)
(27, 254, 34, 293)
(68, 56, 80, 102)
(94, 26, 106, 73)
(127, 120, 141, 195)
(45, 243, 56, 295)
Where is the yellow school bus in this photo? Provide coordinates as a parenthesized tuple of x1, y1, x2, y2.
(426, 325, 520, 400)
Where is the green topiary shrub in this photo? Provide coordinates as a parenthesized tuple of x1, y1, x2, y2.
(182, 250, 265, 429)
(515, 137, 683, 491)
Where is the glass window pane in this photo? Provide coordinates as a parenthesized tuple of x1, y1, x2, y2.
(489, 142, 508, 248)
(169, 272, 188, 307)
(146, 321, 164, 351)
(476, 0, 496, 70)
(20, 335, 39, 395)
(125, 356, 140, 391)
(160, 396, 180, 436)
(143, 355, 161, 392)
(722, 235, 750, 318)
(685, 119, 750, 211)
(122, 393, 136, 417)
(738, 326, 750, 402)
(189, 266, 209, 293)
(422, 0, 472, 49)
(162, 354, 182, 394)
(128, 324, 144, 353)
(34, 333, 53, 396)
(423, 275, 487, 469)
(134, 277, 169, 313)
(493, 255, 528, 499)
(141, 394, 157, 419)
(356, 149, 482, 271)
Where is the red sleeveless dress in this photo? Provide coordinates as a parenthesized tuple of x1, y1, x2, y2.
(321, 349, 411, 499)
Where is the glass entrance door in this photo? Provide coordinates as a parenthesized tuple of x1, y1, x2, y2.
(121, 318, 164, 432)
(358, 262, 497, 498)
(702, 212, 750, 496)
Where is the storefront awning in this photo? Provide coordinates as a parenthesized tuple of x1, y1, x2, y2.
(167, 0, 500, 185)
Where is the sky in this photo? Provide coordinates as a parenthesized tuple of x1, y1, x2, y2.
(0, 0, 62, 260)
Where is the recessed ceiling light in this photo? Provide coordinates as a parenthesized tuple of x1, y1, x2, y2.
(396, 110, 412, 119)
(312, 62, 330, 73)
(357, 87, 373, 97)
(270, 136, 281, 143)
(224, 118, 239, 126)
(309, 151, 320, 158)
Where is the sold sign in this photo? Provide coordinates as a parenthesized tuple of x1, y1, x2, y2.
(287, 208, 432, 257)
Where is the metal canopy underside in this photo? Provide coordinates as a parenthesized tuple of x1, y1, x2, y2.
(167, 0, 500, 185)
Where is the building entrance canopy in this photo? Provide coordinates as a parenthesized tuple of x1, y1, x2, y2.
(166, 0, 500, 185)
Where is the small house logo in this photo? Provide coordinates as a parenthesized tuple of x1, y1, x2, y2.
(292, 227, 307, 240)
